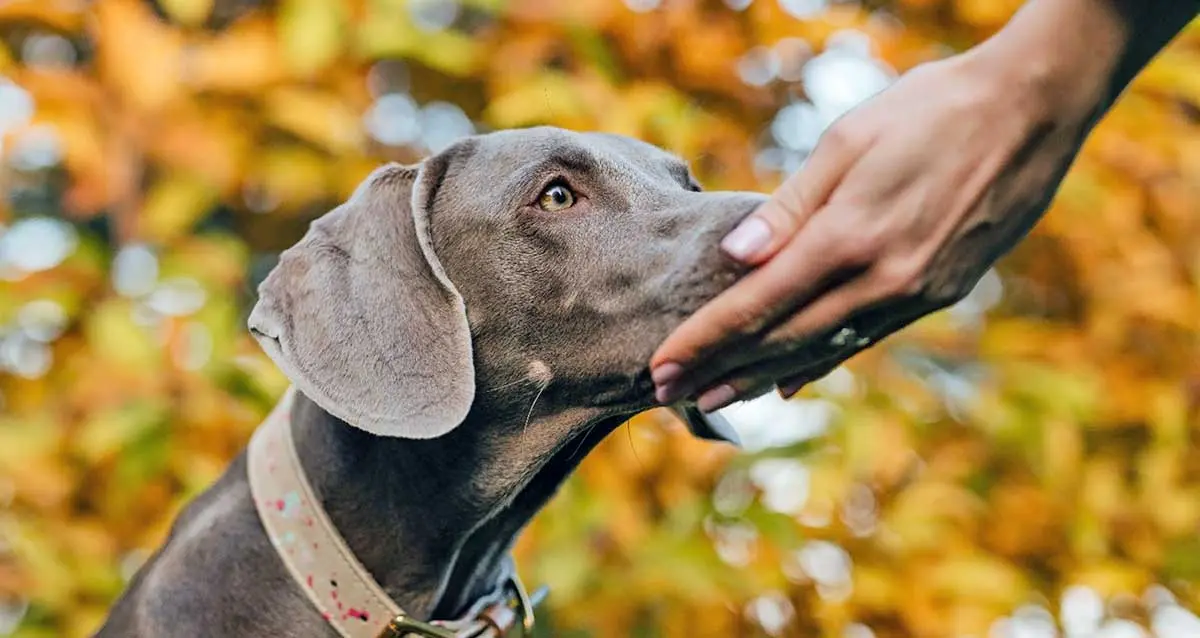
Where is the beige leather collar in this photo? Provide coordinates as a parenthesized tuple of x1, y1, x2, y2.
(248, 388, 543, 638)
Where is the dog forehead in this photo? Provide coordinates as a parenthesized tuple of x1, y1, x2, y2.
(465, 127, 685, 176)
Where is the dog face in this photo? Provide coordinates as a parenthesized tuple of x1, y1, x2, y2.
(248, 126, 764, 441)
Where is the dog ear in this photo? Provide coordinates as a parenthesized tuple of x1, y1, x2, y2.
(672, 406, 742, 447)
(248, 147, 473, 439)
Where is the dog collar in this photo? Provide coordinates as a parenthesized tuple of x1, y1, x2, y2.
(248, 388, 545, 637)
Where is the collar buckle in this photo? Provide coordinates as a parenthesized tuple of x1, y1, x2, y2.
(378, 615, 457, 638)
(377, 575, 548, 638)
(508, 573, 538, 635)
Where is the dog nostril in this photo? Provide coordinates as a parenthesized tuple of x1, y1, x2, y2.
(249, 326, 279, 342)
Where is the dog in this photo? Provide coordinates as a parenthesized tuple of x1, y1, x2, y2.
(94, 126, 768, 637)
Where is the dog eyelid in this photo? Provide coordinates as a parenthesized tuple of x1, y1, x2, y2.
(527, 175, 578, 203)
(536, 180, 577, 212)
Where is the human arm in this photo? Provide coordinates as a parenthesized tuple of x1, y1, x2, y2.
(651, 0, 1200, 411)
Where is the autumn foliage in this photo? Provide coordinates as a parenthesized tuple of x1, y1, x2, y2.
(0, 1, 1198, 636)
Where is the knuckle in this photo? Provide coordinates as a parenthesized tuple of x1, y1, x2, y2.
(821, 122, 861, 152)
(761, 201, 802, 235)
(924, 277, 973, 307)
(876, 259, 925, 298)
(819, 220, 855, 252)
(836, 231, 882, 266)
(764, 321, 810, 352)
(725, 305, 769, 338)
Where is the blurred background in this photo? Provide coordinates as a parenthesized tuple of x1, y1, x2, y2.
(0, 0, 1198, 636)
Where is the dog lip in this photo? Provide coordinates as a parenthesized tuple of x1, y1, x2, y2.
(249, 326, 280, 345)
(633, 368, 656, 395)
(580, 368, 657, 409)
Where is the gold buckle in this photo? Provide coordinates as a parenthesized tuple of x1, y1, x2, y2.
(377, 575, 548, 638)
(378, 615, 457, 638)
(508, 572, 549, 637)
(508, 573, 534, 634)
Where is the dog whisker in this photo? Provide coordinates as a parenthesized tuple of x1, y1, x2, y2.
(489, 376, 536, 391)
(568, 420, 600, 461)
(625, 420, 645, 472)
(520, 377, 550, 444)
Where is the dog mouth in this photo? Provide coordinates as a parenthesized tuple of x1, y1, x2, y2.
(579, 368, 657, 410)
(574, 368, 741, 446)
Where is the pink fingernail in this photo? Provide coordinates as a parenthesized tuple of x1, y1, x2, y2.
(697, 384, 738, 413)
(651, 362, 683, 386)
(720, 217, 771, 261)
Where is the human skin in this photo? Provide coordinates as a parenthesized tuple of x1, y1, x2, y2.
(651, 0, 1200, 412)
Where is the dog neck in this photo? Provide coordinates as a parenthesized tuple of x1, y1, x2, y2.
(287, 388, 622, 622)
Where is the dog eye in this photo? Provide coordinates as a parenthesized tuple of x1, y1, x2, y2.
(537, 183, 576, 212)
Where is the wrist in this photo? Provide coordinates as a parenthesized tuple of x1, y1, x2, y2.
(964, 0, 1131, 125)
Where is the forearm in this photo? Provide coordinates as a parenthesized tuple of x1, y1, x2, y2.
(970, 0, 1199, 121)
(1107, 0, 1200, 95)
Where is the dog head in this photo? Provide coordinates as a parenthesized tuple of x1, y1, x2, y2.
(248, 126, 764, 443)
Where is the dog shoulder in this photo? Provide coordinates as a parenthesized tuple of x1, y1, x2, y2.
(95, 455, 329, 637)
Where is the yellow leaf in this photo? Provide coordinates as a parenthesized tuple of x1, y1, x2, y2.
(1133, 48, 1200, 107)
(0, 41, 12, 74)
(157, 0, 213, 27)
(84, 300, 161, 368)
(73, 402, 169, 463)
(139, 173, 219, 244)
(952, 0, 1024, 29)
(1068, 562, 1153, 599)
(147, 106, 253, 192)
(484, 72, 596, 130)
(0, 0, 86, 32)
(277, 0, 347, 77)
(248, 145, 334, 209)
(188, 18, 288, 92)
(263, 87, 364, 154)
(926, 554, 1029, 607)
(356, 6, 481, 77)
(94, 0, 184, 112)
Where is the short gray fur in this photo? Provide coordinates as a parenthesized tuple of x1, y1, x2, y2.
(95, 127, 767, 637)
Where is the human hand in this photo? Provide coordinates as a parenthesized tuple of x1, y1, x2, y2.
(651, 48, 1106, 413)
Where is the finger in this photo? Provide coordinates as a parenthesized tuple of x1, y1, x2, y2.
(667, 256, 922, 406)
(651, 219, 857, 398)
(776, 363, 840, 399)
(655, 263, 870, 405)
(775, 300, 932, 398)
(751, 261, 926, 397)
(695, 318, 870, 412)
(759, 266, 888, 352)
(720, 131, 859, 266)
(654, 336, 765, 406)
(693, 310, 884, 412)
(692, 354, 817, 413)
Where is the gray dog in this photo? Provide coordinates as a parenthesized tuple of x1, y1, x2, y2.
(95, 127, 767, 637)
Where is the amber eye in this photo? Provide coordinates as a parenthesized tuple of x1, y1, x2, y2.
(537, 183, 576, 212)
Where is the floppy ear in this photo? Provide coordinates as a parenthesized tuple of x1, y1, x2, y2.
(248, 150, 473, 439)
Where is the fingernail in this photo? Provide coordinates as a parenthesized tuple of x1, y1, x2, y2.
(720, 217, 771, 261)
(697, 384, 738, 413)
(656, 383, 681, 405)
(651, 362, 683, 386)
